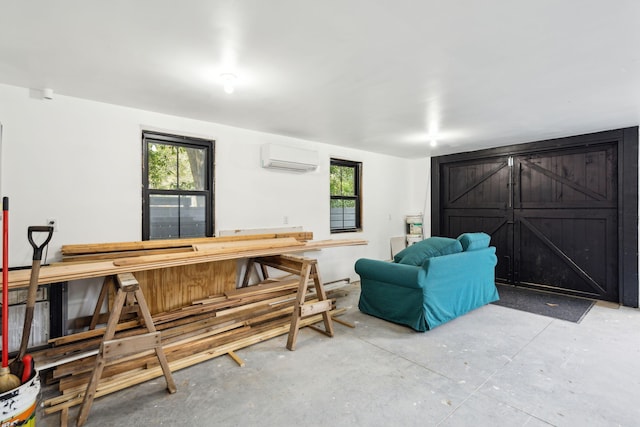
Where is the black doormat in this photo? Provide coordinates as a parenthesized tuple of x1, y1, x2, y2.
(492, 284, 595, 323)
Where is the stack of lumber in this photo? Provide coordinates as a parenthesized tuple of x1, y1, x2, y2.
(23, 232, 366, 423)
(60, 231, 314, 262)
(36, 276, 347, 417)
(2, 232, 367, 290)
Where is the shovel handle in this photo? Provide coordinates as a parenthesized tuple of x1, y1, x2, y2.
(15, 225, 53, 360)
(27, 226, 54, 261)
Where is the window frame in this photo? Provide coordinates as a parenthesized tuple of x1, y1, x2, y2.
(142, 131, 215, 240)
(330, 157, 362, 233)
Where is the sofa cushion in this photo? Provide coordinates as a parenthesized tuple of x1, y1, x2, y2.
(394, 236, 463, 266)
(457, 232, 491, 251)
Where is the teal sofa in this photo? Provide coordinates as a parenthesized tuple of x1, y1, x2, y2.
(355, 233, 499, 331)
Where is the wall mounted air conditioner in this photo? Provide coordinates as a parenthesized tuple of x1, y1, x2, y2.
(261, 143, 319, 172)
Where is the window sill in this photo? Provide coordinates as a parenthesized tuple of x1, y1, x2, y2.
(330, 228, 362, 234)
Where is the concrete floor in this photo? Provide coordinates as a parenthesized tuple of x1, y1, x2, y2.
(37, 283, 640, 426)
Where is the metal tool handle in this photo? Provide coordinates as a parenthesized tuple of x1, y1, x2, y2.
(2, 197, 9, 368)
(27, 225, 54, 261)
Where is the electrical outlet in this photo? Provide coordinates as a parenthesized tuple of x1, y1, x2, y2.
(47, 218, 58, 232)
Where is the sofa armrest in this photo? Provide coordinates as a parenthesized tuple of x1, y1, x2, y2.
(417, 247, 498, 329)
(354, 258, 422, 289)
(421, 246, 497, 282)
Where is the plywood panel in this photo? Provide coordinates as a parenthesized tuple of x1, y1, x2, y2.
(133, 260, 236, 314)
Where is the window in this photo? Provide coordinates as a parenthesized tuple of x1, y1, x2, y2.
(330, 158, 362, 233)
(142, 131, 214, 240)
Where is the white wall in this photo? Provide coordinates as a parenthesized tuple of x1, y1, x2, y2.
(0, 83, 426, 321)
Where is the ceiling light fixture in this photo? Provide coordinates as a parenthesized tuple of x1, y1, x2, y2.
(430, 139, 437, 147)
(220, 73, 237, 94)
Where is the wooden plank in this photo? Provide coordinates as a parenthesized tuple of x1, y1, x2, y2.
(150, 287, 294, 324)
(193, 237, 303, 252)
(60, 408, 68, 427)
(151, 299, 244, 324)
(37, 350, 100, 372)
(76, 285, 128, 426)
(117, 238, 302, 266)
(102, 333, 161, 360)
(214, 294, 294, 318)
(4, 239, 367, 289)
(255, 259, 305, 275)
(286, 262, 312, 351)
(112, 239, 366, 269)
(224, 278, 300, 298)
(245, 306, 295, 326)
(116, 272, 139, 291)
(227, 351, 245, 367)
(62, 247, 193, 262)
(132, 287, 177, 395)
(252, 254, 312, 275)
(287, 261, 334, 350)
(331, 316, 356, 328)
(89, 276, 115, 330)
(240, 259, 259, 287)
(191, 295, 228, 305)
(48, 319, 141, 346)
(311, 263, 334, 338)
(61, 232, 314, 255)
(299, 300, 332, 317)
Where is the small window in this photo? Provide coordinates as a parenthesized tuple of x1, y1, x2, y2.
(142, 131, 214, 240)
(330, 158, 362, 233)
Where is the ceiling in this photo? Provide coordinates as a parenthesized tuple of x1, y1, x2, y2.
(1, 1, 639, 158)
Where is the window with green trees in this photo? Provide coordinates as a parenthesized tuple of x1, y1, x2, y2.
(330, 158, 362, 232)
(142, 131, 214, 240)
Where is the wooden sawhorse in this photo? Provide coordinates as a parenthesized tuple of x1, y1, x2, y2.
(88, 275, 138, 330)
(75, 273, 176, 426)
(247, 254, 334, 350)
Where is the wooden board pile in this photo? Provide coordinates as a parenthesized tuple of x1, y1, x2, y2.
(59, 232, 314, 262)
(2, 232, 367, 290)
(24, 232, 363, 423)
(35, 275, 347, 418)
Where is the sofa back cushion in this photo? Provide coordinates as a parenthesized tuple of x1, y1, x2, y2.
(394, 236, 463, 266)
(457, 232, 491, 251)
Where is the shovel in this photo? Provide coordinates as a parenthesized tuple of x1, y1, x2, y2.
(10, 226, 53, 374)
